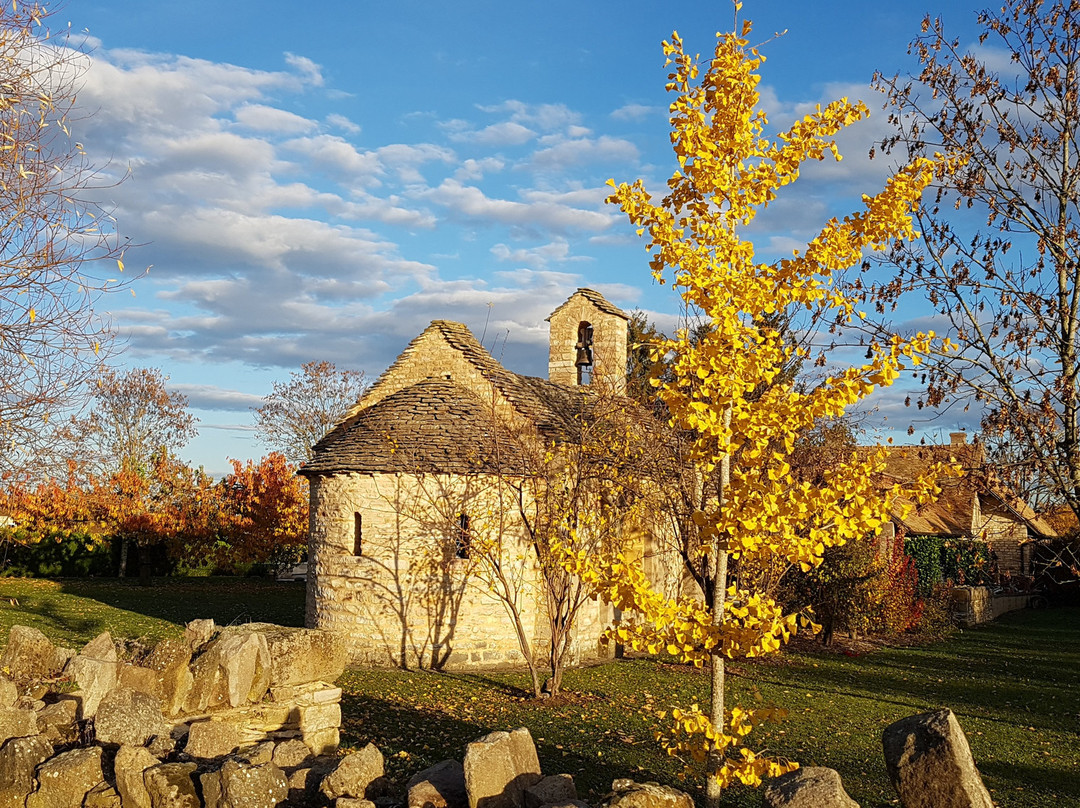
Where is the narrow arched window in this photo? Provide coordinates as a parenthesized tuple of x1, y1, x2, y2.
(456, 513, 471, 559)
(353, 513, 363, 556)
(575, 321, 594, 385)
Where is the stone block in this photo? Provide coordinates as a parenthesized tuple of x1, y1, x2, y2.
(226, 624, 348, 687)
(184, 619, 216, 649)
(0, 626, 62, 681)
(0, 675, 17, 709)
(119, 664, 165, 699)
(114, 745, 159, 808)
(0, 734, 53, 808)
(464, 731, 517, 808)
(272, 738, 314, 769)
(524, 775, 576, 808)
(68, 632, 119, 719)
(94, 686, 168, 747)
(201, 758, 288, 808)
(299, 702, 341, 733)
(84, 781, 122, 808)
(598, 780, 693, 808)
(304, 726, 340, 756)
(26, 746, 104, 808)
(882, 709, 993, 808)
(408, 759, 467, 808)
(0, 707, 37, 745)
(320, 743, 385, 801)
(36, 699, 78, 745)
(184, 719, 243, 760)
(143, 763, 200, 808)
(762, 767, 860, 807)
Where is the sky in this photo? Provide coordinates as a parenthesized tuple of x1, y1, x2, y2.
(55, 0, 984, 477)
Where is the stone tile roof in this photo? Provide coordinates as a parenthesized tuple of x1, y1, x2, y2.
(301, 378, 528, 475)
(545, 288, 629, 322)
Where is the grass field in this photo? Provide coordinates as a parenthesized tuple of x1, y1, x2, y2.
(0, 577, 1075, 808)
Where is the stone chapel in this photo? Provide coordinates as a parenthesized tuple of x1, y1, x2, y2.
(299, 289, 680, 670)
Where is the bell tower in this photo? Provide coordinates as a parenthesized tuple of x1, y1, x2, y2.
(546, 288, 629, 394)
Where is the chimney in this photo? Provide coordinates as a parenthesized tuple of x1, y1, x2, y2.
(949, 432, 968, 446)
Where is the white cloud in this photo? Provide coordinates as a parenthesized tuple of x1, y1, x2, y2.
(611, 103, 661, 121)
(490, 238, 586, 268)
(448, 121, 536, 146)
(529, 135, 639, 171)
(172, 384, 265, 411)
(283, 52, 323, 86)
(326, 113, 361, 134)
(234, 104, 318, 134)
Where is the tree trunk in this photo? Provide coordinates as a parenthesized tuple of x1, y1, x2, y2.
(705, 410, 731, 808)
(118, 536, 129, 578)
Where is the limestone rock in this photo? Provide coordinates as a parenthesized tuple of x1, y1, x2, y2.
(185, 619, 216, 649)
(119, 664, 165, 699)
(0, 735, 54, 808)
(238, 740, 276, 766)
(272, 738, 314, 770)
(84, 781, 123, 808)
(320, 743, 385, 801)
(68, 632, 119, 719)
(336, 800, 376, 808)
(184, 719, 243, 760)
(36, 699, 79, 745)
(284, 759, 336, 807)
(408, 759, 468, 808)
(524, 775, 576, 808)
(145, 639, 194, 718)
(26, 746, 104, 808)
(94, 686, 168, 747)
(0, 707, 38, 745)
(464, 729, 542, 808)
(201, 758, 288, 808)
(225, 624, 347, 687)
(0, 626, 62, 681)
(762, 767, 860, 808)
(143, 762, 200, 808)
(0, 675, 17, 708)
(882, 709, 993, 808)
(185, 631, 270, 713)
(598, 780, 693, 808)
(115, 745, 160, 808)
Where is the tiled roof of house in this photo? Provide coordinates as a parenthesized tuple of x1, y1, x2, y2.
(301, 378, 528, 475)
(545, 287, 629, 322)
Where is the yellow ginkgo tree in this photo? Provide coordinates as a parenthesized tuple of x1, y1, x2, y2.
(561, 22, 959, 803)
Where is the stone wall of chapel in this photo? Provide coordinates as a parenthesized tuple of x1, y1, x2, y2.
(548, 296, 627, 394)
(306, 471, 620, 670)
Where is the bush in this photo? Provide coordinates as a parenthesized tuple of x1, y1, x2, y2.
(0, 529, 113, 577)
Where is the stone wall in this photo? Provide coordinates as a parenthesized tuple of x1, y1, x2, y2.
(950, 585, 1031, 626)
(307, 471, 617, 670)
(977, 502, 1028, 573)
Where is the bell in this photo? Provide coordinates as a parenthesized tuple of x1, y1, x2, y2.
(575, 341, 593, 367)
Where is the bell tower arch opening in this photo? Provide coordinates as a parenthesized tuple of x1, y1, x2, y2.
(546, 288, 628, 393)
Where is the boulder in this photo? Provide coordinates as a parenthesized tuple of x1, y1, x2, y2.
(25, 746, 105, 808)
(201, 758, 289, 808)
(238, 740, 276, 766)
(0, 626, 63, 681)
(0, 675, 17, 708)
(272, 738, 314, 770)
(408, 759, 468, 808)
(94, 686, 169, 747)
(0, 735, 54, 808)
(119, 664, 165, 699)
(143, 762, 200, 808)
(224, 624, 347, 687)
(185, 619, 216, 649)
(84, 781, 122, 808)
(68, 632, 119, 719)
(598, 780, 694, 808)
(463, 729, 542, 808)
(882, 709, 993, 808)
(114, 745, 160, 808)
(0, 707, 38, 745)
(320, 743, 385, 801)
(524, 775, 577, 808)
(762, 767, 860, 808)
(284, 758, 336, 806)
(184, 719, 243, 760)
(336, 800, 377, 808)
(145, 639, 194, 718)
(185, 630, 270, 713)
(36, 699, 79, 745)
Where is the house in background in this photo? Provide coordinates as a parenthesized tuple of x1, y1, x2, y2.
(299, 289, 681, 670)
(878, 433, 1056, 574)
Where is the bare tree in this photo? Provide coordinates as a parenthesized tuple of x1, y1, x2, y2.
(0, 3, 134, 475)
(868, 1, 1080, 517)
(253, 361, 368, 465)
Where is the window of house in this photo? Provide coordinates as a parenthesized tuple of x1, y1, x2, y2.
(456, 513, 471, 559)
(575, 321, 594, 385)
(353, 512, 363, 556)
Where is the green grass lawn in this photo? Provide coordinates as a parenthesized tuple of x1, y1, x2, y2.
(0, 577, 306, 647)
(0, 577, 1075, 807)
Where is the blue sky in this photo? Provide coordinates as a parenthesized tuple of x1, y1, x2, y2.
(62, 1, 981, 476)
